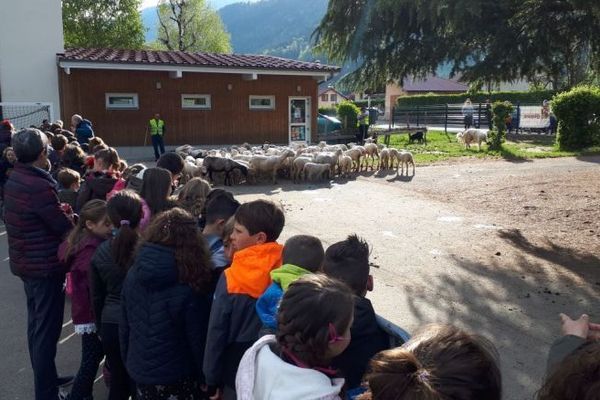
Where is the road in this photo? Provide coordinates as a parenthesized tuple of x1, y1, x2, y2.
(2, 156, 599, 399)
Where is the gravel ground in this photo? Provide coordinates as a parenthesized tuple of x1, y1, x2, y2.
(227, 155, 600, 400)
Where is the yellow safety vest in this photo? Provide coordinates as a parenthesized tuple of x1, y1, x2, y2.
(149, 119, 165, 136)
(357, 113, 370, 126)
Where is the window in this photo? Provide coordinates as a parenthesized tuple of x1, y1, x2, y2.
(105, 93, 138, 109)
(321, 94, 329, 102)
(182, 94, 211, 109)
(330, 93, 338, 102)
(249, 95, 275, 110)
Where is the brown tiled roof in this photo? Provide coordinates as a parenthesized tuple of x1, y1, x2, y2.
(58, 48, 340, 73)
(403, 75, 468, 92)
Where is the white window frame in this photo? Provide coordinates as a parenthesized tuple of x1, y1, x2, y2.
(181, 94, 212, 110)
(330, 93, 338, 102)
(105, 93, 139, 110)
(249, 95, 275, 110)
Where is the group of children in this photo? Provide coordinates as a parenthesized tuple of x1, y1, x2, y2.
(4, 117, 598, 400)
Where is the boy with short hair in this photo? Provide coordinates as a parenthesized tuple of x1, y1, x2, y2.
(57, 168, 81, 209)
(203, 199, 285, 399)
(202, 190, 241, 271)
(321, 234, 389, 391)
(256, 234, 324, 331)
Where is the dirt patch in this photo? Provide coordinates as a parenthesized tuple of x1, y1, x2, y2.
(393, 157, 600, 263)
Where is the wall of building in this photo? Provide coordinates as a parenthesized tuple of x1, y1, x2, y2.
(384, 83, 405, 120)
(0, 0, 63, 120)
(318, 89, 344, 109)
(59, 69, 318, 146)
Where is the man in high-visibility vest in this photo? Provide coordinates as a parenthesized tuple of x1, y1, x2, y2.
(148, 113, 166, 161)
(357, 107, 370, 145)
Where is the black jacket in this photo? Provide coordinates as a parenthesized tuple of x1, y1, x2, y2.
(546, 334, 586, 374)
(332, 296, 389, 389)
(202, 274, 263, 388)
(5, 163, 73, 278)
(90, 240, 127, 327)
(76, 171, 118, 211)
(120, 243, 210, 385)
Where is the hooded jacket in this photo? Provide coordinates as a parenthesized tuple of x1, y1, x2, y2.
(236, 335, 343, 400)
(120, 243, 210, 385)
(203, 242, 283, 389)
(76, 170, 119, 211)
(5, 163, 73, 278)
(331, 297, 389, 389)
(256, 264, 311, 330)
(58, 234, 104, 327)
(75, 119, 94, 144)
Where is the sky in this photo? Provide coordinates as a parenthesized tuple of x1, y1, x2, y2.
(141, 0, 158, 9)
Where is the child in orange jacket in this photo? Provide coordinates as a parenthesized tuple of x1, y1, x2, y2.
(203, 199, 285, 400)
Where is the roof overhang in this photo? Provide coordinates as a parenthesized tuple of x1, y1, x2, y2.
(58, 59, 336, 82)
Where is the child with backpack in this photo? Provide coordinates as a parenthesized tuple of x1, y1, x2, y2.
(236, 273, 354, 400)
(322, 234, 389, 393)
(256, 234, 324, 332)
(120, 208, 213, 399)
(58, 200, 113, 400)
(358, 324, 502, 400)
(203, 199, 285, 399)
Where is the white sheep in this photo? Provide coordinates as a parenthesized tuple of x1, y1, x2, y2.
(291, 156, 314, 183)
(249, 149, 294, 184)
(397, 151, 415, 176)
(362, 143, 379, 170)
(314, 149, 343, 177)
(339, 155, 353, 178)
(303, 162, 330, 182)
(378, 148, 390, 170)
(458, 128, 488, 150)
(344, 148, 363, 172)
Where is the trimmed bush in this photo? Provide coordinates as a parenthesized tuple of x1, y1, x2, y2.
(553, 86, 600, 150)
(336, 101, 360, 132)
(353, 98, 385, 108)
(318, 106, 337, 116)
(490, 101, 514, 150)
(396, 90, 555, 107)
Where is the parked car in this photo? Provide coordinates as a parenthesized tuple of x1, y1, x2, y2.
(318, 113, 342, 134)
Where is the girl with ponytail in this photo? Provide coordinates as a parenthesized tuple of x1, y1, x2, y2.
(58, 199, 112, 400)
(90, 190, 144, 400)
(358, 324, 502, 400)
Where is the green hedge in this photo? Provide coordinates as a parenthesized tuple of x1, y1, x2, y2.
(353, 98, 385, 108)
(318, 106, 337, 116)
(490, 101, 513, 150)
(553, 86, 600, 150)
(336, 101, 360, 132)
(396, 90, 556, 107)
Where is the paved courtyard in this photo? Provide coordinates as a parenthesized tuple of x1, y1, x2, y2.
(1, 155, 599, 399)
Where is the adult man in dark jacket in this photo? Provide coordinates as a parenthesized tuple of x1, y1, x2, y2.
(5, 128, 73, 400)
(71, 114, 94, 145)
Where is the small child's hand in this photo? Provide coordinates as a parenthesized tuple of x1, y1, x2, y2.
(560, 313, 589, 339)
(588, 322, 600, 341)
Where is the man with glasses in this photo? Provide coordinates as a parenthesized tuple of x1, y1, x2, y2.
(4, 129, 74, 399)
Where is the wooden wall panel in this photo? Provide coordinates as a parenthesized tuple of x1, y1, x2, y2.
(59, 68, 319, 146)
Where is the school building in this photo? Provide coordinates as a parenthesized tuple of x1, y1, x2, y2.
(58, 48, 340, 146)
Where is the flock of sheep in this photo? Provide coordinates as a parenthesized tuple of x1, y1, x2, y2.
(175, 139, 415, 186)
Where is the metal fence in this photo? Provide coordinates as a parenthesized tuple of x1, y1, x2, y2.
(390, 102, 551, 134)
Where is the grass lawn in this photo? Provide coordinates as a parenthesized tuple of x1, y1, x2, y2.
(386, 131, 600, 164)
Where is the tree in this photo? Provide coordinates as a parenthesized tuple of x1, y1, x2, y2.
(313, 0, 600, 91)
(63, 0, 145, 49)
(156, 0, 232, 53)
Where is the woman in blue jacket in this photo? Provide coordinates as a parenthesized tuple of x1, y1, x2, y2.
(120, 207, 213, 399)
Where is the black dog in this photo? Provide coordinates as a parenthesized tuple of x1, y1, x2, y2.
(408, 131, 426, 144)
